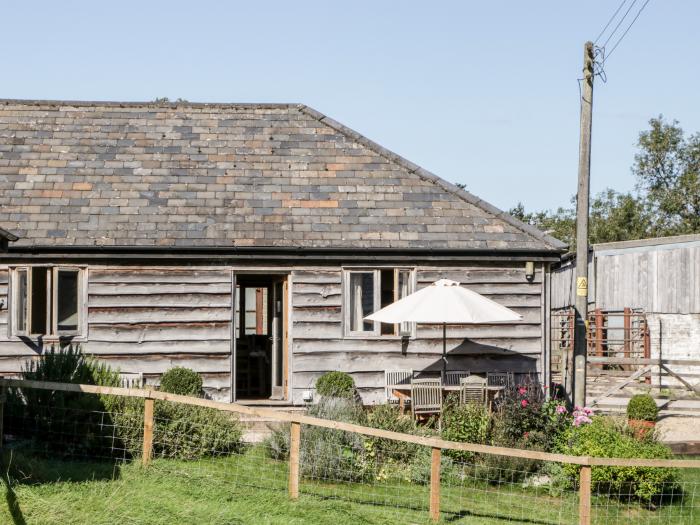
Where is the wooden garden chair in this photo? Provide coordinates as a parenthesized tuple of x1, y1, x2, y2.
(444, 370, 470, 386)
(459, 376, 486, 406)
(411, 378, 442, 429)
(487, 372, 514, 388)
(385, 369, 412, 404)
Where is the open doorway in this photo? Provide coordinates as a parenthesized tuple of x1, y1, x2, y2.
(234, 274, 288, 401)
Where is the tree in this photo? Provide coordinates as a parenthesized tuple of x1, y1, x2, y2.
(634, 116, 700, 235)
(510, 116, 700, 250)
(509, 202, 575, 246)
(588, 189, 650, 244)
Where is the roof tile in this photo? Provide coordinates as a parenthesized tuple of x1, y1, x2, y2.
(0, 100, 565, 251)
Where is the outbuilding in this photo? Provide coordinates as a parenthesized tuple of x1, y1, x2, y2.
(0, 99, 565, 403)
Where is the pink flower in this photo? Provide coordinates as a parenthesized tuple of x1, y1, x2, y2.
(571, 406, 593, 426)
(521, 399, 529, 408)
(523, 432, 529, 439)
(556, 405, 567, 414)
(573, 415, 592, 427)
(518, 387, 527, 395)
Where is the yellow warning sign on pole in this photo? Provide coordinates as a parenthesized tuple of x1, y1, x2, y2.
(576, 277, 588, 296)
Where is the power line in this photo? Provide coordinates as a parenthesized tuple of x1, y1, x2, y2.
(601, 0, 639, 50)
(594, 0, 629, 44)
(601, 0, 652, 64)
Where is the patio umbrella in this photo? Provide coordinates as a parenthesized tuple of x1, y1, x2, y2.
(364, 279, 522, 380)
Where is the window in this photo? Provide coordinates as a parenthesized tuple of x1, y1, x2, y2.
(235, 286, 268, 337)
(11, 266, 83, 337)
(343, 268, 415, 337)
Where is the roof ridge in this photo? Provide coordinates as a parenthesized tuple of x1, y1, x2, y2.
(0, 98, 299, 109)
(296, 104, 567, 252)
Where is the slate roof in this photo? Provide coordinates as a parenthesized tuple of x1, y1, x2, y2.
(0, 99, 565, 251)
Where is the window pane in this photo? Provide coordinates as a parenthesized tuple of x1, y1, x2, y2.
(380, 269, 395, 335)
(30, 267, 49, 335)
(56, 270, 79, 332)
(243, 287, 268, 336)
(16, 269, 28, 333)
(398, 270, 412, 335)
(349, 272, 374, 332)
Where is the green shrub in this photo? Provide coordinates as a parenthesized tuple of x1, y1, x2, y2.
(365, 404, 432, 464)
(468, 381, 571, 483)
(265, 397, 368, 481)
(492, 381, 547, 443)
(159, 367, 203, 397)
(6, 345, 122, 457)
(315, 371, 355, 399)
(627, 394, 659, 422)
(556, 416, 678, 503)
(441, 395, 491, 461)
(106, 397, 243, 461)
(302, 397, 368, 481)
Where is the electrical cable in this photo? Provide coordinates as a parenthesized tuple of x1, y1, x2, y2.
(601, 0, 639, 51)
(601, 0, 651, 64)
(593, 0, 629, 44)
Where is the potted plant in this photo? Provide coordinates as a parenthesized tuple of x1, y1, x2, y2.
(626, 393, 658, 438)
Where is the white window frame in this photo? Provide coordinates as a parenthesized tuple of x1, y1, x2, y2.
(343, 269, 381, 337)
(342, 267, 416, 339)
(9, 265, 87, 339)
(52, 266, 83, 337)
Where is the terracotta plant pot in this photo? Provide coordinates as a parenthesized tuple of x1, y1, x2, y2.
(628, 418, 655, 439)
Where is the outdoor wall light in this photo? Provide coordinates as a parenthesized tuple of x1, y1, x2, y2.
(525, 261, 535, 282)
(302, 390, 314, 403)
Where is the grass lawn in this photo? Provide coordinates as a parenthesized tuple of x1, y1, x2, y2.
(0, 447, 698, 524)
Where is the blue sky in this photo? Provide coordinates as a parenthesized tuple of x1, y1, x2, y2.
(2, 1, 698, 212)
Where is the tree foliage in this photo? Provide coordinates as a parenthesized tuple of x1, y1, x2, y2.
(635, 117, 700, 235)
(511, 116, 700, 249)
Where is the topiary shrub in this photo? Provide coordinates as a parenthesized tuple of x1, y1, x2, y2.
(627, 394, 658, 422)
(556, 416, 678, 504)
(158, 367, 203, 397)
(315, 371, 355, 399)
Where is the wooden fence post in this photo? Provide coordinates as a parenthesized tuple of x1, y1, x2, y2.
(288, 421, 301, 500)
(142, 396, 154, 466)
(429, 447, 441, 522)
(579, 465, 592, 525)
(0, 379, 5, 450)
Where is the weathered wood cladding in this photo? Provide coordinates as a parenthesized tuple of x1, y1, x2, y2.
(0, 266, 234, 400)
(550, 243, 700, 314)
(85, 268, 233, 399)
(0, 262, 547, 405)
(290, 264, 545, 404)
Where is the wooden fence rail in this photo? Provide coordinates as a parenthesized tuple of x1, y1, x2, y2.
(1, 378, 699, 524)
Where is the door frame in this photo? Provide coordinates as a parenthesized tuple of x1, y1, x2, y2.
(230, 270, 290, 403)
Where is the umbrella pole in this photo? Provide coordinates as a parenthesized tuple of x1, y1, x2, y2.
(442, 322, 447, 383)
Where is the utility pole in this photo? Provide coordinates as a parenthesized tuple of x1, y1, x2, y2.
(573, 41, 595, 409)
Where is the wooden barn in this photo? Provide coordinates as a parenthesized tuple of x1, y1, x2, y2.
(0, 99, 566, 404)
(551, 234, 700, 407)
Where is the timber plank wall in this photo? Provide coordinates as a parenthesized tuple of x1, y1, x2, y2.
(0, 262, 547, 405)
(290, 263, 545, 404)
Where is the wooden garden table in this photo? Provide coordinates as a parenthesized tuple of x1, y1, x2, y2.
(389, 384, 505, 413)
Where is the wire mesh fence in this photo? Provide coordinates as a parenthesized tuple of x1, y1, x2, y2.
(1, 379, 699, 524)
